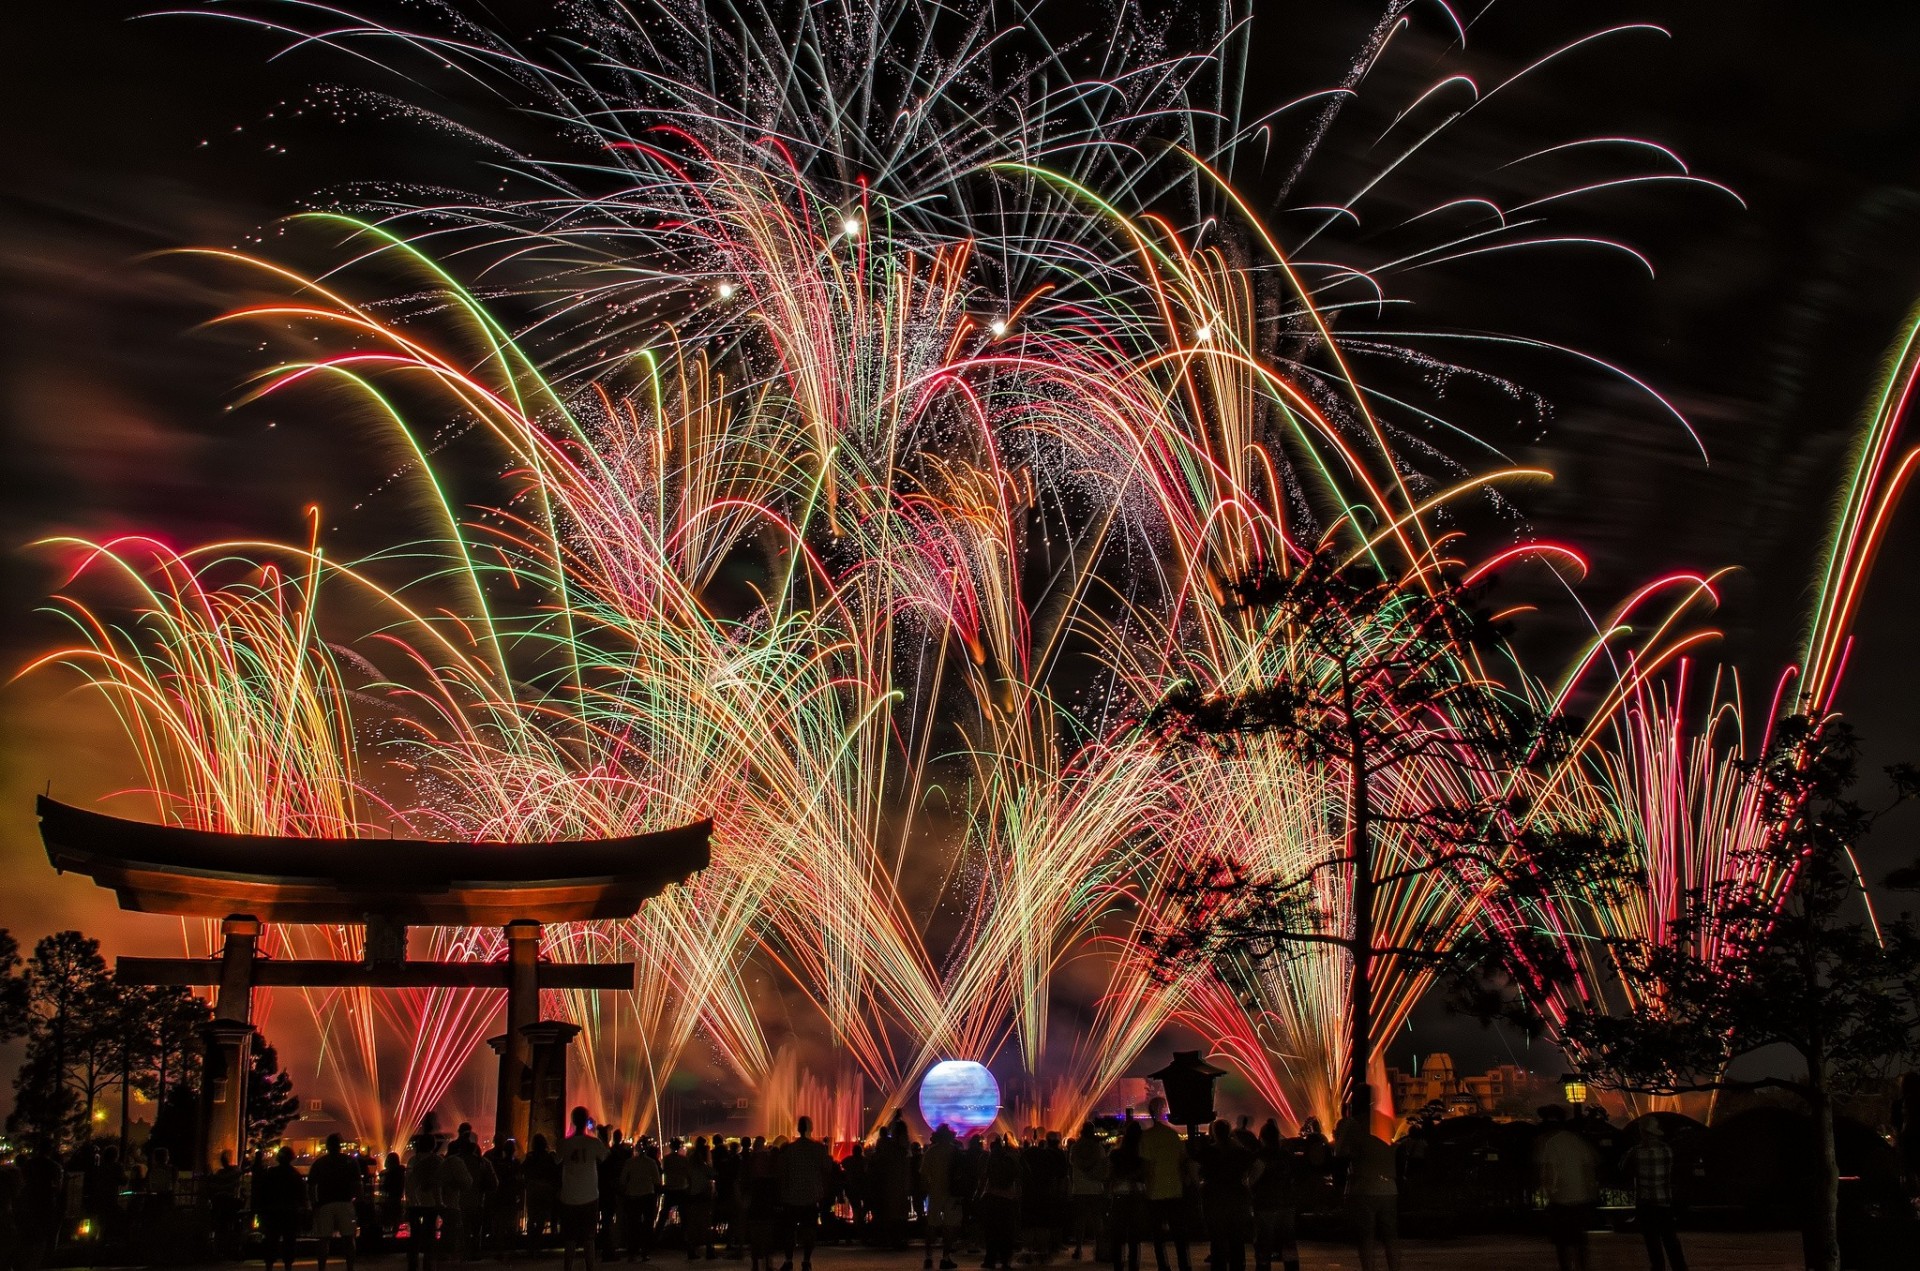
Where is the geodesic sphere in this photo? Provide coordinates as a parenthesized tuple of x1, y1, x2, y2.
(918, 1059, 1000, 1135)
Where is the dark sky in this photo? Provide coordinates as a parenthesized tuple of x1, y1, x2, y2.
(4, 0, 1920, 1081)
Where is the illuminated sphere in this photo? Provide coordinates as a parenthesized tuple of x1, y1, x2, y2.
(918, 1059, 1000, 1135)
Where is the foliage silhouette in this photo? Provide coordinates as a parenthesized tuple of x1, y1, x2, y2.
(1146, 549, 1631, 1108)
(1562, 717, 1920, 1271)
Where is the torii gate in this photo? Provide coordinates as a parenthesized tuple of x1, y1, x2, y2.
(37, 797, 710, 1170)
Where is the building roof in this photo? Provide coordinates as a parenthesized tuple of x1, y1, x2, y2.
(37, 796, 710, 925)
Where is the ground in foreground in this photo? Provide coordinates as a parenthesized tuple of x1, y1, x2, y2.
(65, 1231, 1808, 1271)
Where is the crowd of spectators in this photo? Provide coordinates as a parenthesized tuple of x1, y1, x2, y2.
(8, 1081, 1918, 1271)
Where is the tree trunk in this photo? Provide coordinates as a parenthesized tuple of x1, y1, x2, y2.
(1348, 834, 1374, 1116)
(1805, 1078, 1841, 1271)
(49, 1016, 69, 1152)
(48, 978, 76, 1152)
(1344, 671, 1375, 1119)
(83, 1053, 101, 1143)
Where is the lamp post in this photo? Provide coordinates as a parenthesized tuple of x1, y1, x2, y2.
(1560, 1073, 1588, 1107)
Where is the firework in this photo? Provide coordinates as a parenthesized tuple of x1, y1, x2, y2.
(33, 0, 1863, 1143)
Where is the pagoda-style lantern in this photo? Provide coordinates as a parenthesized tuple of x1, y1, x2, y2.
(1147, 1051, 1228, 1130)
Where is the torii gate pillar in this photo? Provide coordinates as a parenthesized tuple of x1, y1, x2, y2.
(198, 915, 260, 1173)
(492, 920, 543, 1148)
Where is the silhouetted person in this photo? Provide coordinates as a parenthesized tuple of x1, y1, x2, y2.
(1029, 1131, 1070, 1256)
(379, 1153, 406, 1245)
(871, 1123, 911, 1249)
(354, 1154, 382, 1255)
(954, 1137, 984, 1239)
(1333, 1089, 1399, 1271)
(204, 1148, 245, 1259)
(485, 1137, 523, 1257)
(921, 1124, 961, 1270)
(0, 1149, 24, 1271)
(258, 1146, 307, 1271)
(440, 1134, 475, 1262)
(599, 1131, 627, 1260)
(1200, 1121, 1254, 1271)
(1535, 1106, 1599, 1271)
(13, 1144, 61, 1271)
(683, 1141, 716, 1260)
(1137, 1098, 1192, 1271)
(1068, 1123, 1108, 1262)
(657, 1139, 688, 1242)
(1895, 1071, 1920, 1196)
(1625, 1120, 1687, 1271)
(560, 1107, 612, 1271)
(250, 1149, 273, 1222)
(714, 1141, 742, 1258)
(774, 1116, 833, 1271)
(465, 1132, 499, 1260)
(524, 1134, 560, 1250)
(619, 1140, 662, 1262)
(1106, 1121, 1147, 1271)
(742, 1138, 779, 1271)
(309, 1134, 362, 1271)
(145, 1147, 179, 1210)
(1249, 1121, 1300, 1271)
(840, 1143, 869, 1240)
(406, 1132, 447, 1271)
(978, 1137, 1022, 1271)
(83, 1144, 124, 1244)
(908, 1139, 926, 1241)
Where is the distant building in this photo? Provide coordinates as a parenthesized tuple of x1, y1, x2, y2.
(1107, 1077, 1156, 1118)
(288, 1099, 357, 1160)
(1384, 1053, 1545, 1118)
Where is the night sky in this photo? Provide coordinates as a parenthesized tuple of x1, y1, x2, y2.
(5, 0, 1920, 1086)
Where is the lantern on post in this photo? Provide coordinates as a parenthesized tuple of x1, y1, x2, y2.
(1146, 1051, 1228, 1133)
(1560, 1073, 1588, 1106)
